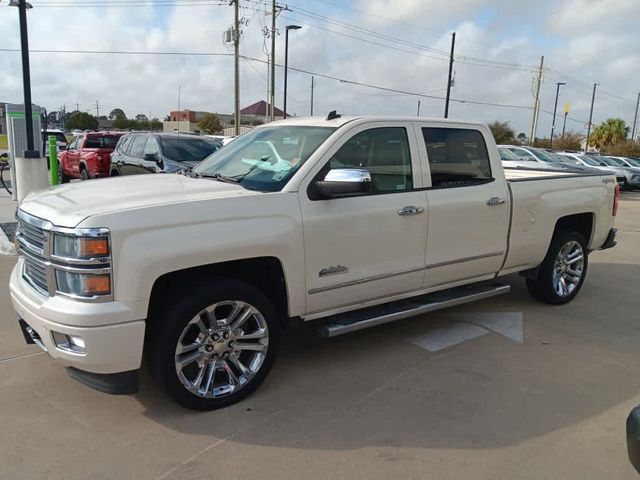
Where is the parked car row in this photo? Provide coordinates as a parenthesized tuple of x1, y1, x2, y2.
(57, 132, 222, 181)
(498, 144, 640, 190)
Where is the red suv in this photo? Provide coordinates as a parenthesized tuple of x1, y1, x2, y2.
(58, 132, 123, 182)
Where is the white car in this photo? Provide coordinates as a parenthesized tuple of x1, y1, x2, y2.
(11, 116, 619, 410)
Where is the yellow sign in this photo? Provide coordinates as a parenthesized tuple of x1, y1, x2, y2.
(564, 102, 570, 114)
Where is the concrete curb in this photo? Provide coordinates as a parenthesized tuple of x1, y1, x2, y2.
(0, 227, 16, 256)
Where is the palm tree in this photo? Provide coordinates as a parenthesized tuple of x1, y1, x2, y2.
(589, 118, 629, 149)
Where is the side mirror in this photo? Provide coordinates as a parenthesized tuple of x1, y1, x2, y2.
(315, 168, 372, 198)
(144, 153, 159, 162)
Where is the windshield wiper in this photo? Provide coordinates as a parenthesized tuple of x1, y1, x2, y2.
(190, 171, 241, 184)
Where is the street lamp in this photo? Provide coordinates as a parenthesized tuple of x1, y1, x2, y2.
(6, 0, 36, 153)
(549, 82, 566, 148)
(283, 24, 301, 118)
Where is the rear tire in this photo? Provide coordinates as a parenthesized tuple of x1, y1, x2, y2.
(147, 277, 281, 410)
(526, 229, 588, 305)
(58, 163, 71, 184)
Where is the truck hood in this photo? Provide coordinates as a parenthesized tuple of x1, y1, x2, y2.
(19, 173, 257, 227)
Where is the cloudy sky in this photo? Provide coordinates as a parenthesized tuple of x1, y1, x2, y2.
(1, 0, 639, 137)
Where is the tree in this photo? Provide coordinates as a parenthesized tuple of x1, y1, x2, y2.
(589, 118, 629, 150)
(150, 118, 163, 132)
(517, 132, 527, 144)
(108, 108, 126, 120)
(198, 113, 222, 134)
(135, 113, 148, 123)
(488, 121, 515, 144)
(604, 140, 640, 157)
(552, 131, 583, 151)
(66, 112, 99, 131)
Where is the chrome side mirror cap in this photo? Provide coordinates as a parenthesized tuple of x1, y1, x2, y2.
(314, 168, 372, 198)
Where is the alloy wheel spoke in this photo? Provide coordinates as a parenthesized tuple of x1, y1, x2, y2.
(235, 328, 268, 341)
(201, 361, 216, 395)
(222, 360, 239, 386)
(233, 341, 267, 353)
(567, 254, 583, 265)
(177, 340, 202, 355)
(559, 276, 568, 296)
(176, 349, 206, 368)
(229, 306, 254, 332)
(230, 354, 252, 379)
(192, 364, 207, 390)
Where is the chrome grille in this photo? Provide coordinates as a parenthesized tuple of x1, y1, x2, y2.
(16, 210, 51, 296)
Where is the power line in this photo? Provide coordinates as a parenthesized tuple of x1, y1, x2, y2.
(0, 47, 534, 111)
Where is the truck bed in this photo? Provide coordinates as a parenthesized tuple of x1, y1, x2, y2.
(500, 167, 615, 276)
(504, 167, 607, 182)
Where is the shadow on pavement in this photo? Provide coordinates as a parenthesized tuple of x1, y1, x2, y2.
(136, 261, 640, 451)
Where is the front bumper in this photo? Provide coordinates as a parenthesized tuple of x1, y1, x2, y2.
(10, 259, 145, 375)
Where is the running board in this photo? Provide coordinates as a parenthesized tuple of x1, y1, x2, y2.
(318, 284, 511, 338)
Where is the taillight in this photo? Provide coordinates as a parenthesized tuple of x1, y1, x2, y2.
(613, 183, 620, 216)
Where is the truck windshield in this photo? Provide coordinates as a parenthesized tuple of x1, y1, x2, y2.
(192, 126, 336, 191)
(578, 155, 602, 166)
(530, 148, 557, 162)
(601, 157, 625, 167)
(159, 137, 220, 163)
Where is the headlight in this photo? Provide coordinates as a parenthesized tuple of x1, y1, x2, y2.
(53, 234, 109, 258)
(55, 271, 111, 297)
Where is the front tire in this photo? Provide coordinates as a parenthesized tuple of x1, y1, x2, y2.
(80, 168, 90, 181)
(147, 277, 281, 410)
(58, 163, 71, 183)
(526, 229, 588, 305)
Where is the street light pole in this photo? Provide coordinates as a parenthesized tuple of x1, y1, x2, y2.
(549, 82, 565, 148)
(14, 0, 35, 152)
(585, 83, 598, 153)
(283, 24, 301, 119)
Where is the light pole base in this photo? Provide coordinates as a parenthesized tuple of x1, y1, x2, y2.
(15, 150, 48, 203)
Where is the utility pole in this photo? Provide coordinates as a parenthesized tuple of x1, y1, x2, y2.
(16, 0, 35, 152)
(585, 83, 598, 153)
(549, 82, 565, 148)
(310, 76, 314, 116)
(417, 100, 421, 116)
(561, 102, 569, 139)
(76, 102, 80, 112)
(632, 91, 640, 142)
(270, 0, 276, 121)
(95, 100, 100, 118)
(233, 0, 240, 135)
(529, 55, 544, 146)
(444, 32, 455, 119)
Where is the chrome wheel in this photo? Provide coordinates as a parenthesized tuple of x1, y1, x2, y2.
(552, 240, 584, 297)
(174, 300, 269, 399)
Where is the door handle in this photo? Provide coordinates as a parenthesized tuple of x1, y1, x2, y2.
(398, 206, 424, 216)
(486, 197, 506, 206)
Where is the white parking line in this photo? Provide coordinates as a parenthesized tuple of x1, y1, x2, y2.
(407, 312, 524, 352)
(409, 323, 489, 352)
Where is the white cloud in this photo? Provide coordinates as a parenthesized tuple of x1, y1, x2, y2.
(0, 0, 637, 138)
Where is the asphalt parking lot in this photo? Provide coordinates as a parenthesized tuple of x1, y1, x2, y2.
(1, 192, 640, 480)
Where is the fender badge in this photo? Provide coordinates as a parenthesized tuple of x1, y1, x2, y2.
(319, 265, 349, 277)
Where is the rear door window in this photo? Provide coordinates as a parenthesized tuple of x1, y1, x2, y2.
(422, 128, 492, 187)
(128, 136, 148, 159)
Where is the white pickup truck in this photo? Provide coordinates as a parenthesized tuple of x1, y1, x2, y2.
(10, 115, 619, 410)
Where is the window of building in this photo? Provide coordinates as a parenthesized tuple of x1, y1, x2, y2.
(422, 127, 492, 187)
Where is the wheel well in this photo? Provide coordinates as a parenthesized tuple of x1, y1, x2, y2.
(147, 257, 289, 322)
(79, 162, 87, 171)
(553, 213, 594, 246)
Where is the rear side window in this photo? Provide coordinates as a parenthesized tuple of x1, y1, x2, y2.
(422, 128, 492, 187)
(328, 127, 413, 193)
(117, 136, 132, 154)
(129, 136, 148, 158)
(85, 136, 120, 149)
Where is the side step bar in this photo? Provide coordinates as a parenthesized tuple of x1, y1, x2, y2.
(318, 284, 510, 338)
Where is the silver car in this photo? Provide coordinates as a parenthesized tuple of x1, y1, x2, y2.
(559, 152, 624, 185)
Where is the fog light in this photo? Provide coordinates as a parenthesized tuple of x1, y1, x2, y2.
(52, 331, 86, 355)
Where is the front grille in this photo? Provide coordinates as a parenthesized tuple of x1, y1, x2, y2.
(16, 211, 50, 296)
